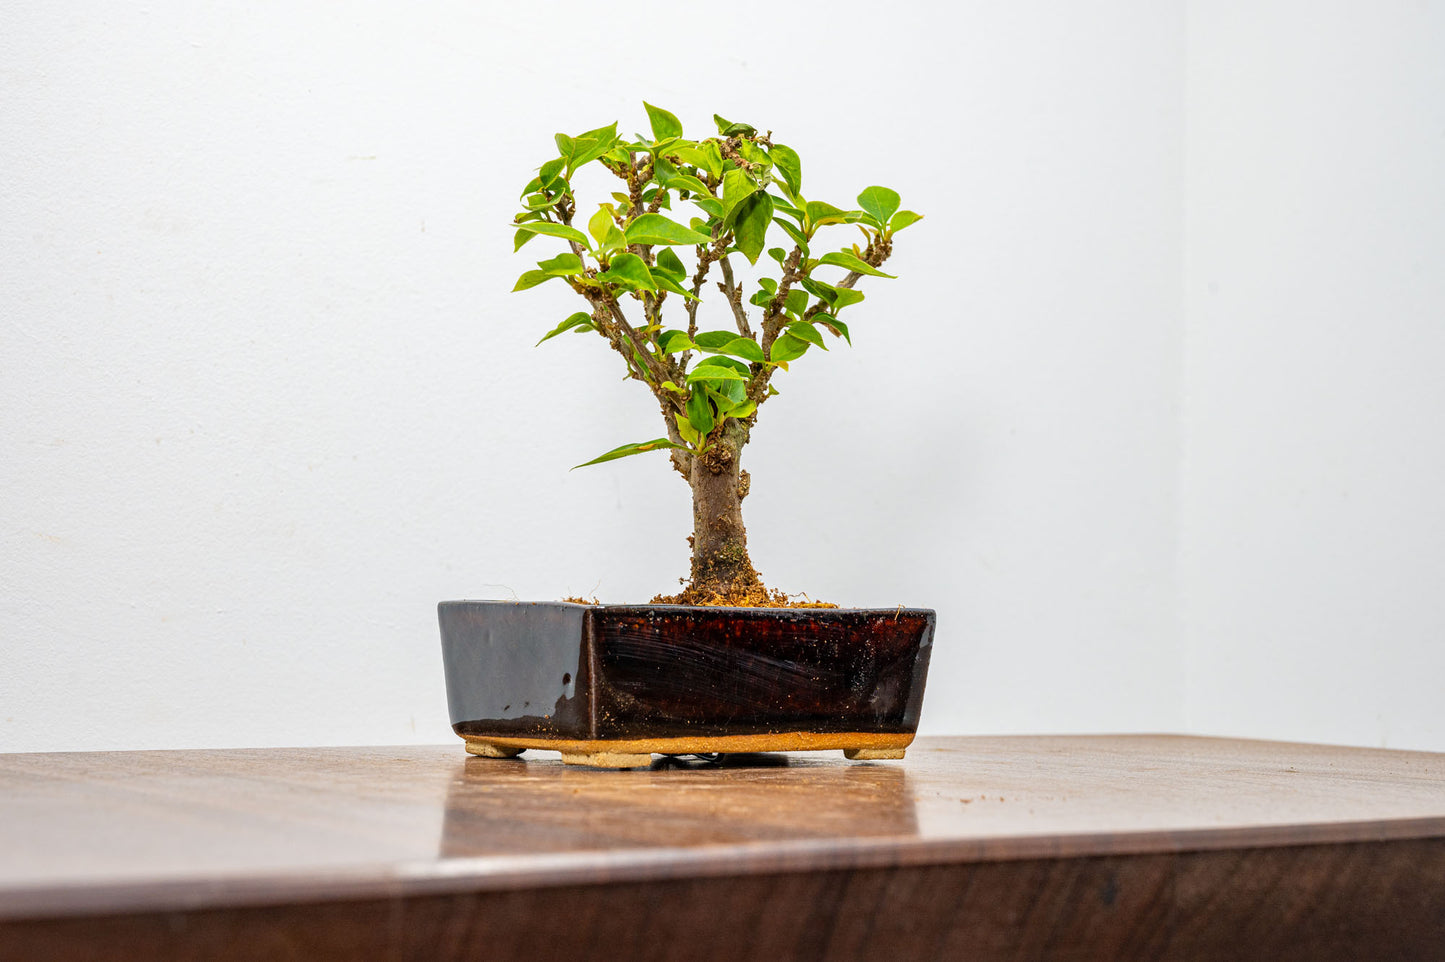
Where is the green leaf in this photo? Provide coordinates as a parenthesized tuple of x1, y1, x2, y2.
(818, 250, 896, 278)
(716, 335, 764, 363)
(624, 213, 714, 247)
(651, 155, 679, 185)
(515, 221, 590, 247)
(786, 321, 828, 350)
(769, 333, 810, 364)
(784, 288, 808, 317)
(652, 272, 700, 301)
(800, 277, 837, 305)
(736, 141, 771, 169)
(889, 210, 923, 232)
(687, 360, 748, 382)
(814, 313, 851, 345)
(643, 102, 683, 140)
(522, 192, 562, 212)
(701, 141, 724, 179)
(674, 412, 700, 445)
(588, 207, 616, 246)
(770, 144, 802, 196)
(603, 225, 627, 251)
(513, 270, 554, 292)
(655, 247, 687, 278)
(676, 141, 724, 180)
(719, 168, 758, 223)
(722, 377, 747, 402)
(773, 217, 809, 253)
(536, 312, 594, 345)
(573, 437, 685, 469)
(713, 114, 756, 137)
(805, 201, 849, 233)
(709, 376, 746, 409)
(694, 330, 739, 351)
(733, 193, 774, 265)
(672, 144, 710, 169)
(514, 229, 536, 252)
(767, 247, 787, 265)
(750, 275, 777, 308)
(800, 279, 865, 312)
(656, 329, 697, 354)
(597, 252, 657, 291)
(538, 157, 566, 190)
(575, 126, 618, 166)
(560, 122, 620, 175)
(728, 398, 757, 420)
(686, 390, 716, 435)
(666, 172, 713, 199)
(771, 194, 803, 221)
(698, 355, 750, 374)
(537, 252, 583, 276)
(856, 186, 901, 228)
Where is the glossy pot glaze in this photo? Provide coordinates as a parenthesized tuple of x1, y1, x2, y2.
(437, 601, 934, 767)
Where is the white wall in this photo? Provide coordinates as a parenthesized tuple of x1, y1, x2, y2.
(1182, 1, 1445, 751)
(1, 2, 1187, 751)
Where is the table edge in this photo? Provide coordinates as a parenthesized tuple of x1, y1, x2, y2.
(4, 814, 1444, 922)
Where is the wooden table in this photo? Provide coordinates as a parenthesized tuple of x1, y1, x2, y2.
(1, 735, 1443, 961)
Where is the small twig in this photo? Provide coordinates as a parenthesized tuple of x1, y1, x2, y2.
(717, 257, 754, 338)
(679, 239, 725, 369)
(759, 246, 805, 352)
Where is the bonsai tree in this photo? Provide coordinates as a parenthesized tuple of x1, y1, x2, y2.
(512, 104, 920, 606)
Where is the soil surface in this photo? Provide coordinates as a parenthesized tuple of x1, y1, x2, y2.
(564, 581, 838, 609)
(650, 581, 838, 608)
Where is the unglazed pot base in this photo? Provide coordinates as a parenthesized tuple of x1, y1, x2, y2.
(463, 732, 913, 767)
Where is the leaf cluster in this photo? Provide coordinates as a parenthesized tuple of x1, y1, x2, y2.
(510, 104, 921, 469)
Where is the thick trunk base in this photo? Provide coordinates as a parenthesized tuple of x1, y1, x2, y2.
(650, 436, 835, 608)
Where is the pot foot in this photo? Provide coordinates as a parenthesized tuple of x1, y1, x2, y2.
(560, 751, 653, 769)
(465, 740, 525, 759)
(844, 748, 906, 760)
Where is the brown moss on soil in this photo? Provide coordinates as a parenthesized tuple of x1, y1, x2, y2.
(650, 584, 839, 609)
(649, 557, 838, 609)
(563, 587, 836, 608)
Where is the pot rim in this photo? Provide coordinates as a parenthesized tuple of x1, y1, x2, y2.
(438, 599, 935, 616)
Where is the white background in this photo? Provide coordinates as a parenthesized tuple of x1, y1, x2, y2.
(2, 2, 1440, 753)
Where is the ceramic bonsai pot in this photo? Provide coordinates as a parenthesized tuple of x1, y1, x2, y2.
(438, 601, 934, 768)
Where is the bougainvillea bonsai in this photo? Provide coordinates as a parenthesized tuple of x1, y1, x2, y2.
(512, 104, 920, 607)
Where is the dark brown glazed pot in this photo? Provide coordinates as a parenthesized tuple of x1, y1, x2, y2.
(437, 601, 934, 768)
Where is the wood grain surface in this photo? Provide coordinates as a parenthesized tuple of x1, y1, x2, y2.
(2, 735, 1443, 960)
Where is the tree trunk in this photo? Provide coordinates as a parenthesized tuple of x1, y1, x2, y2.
(687, 424, 760, 600)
